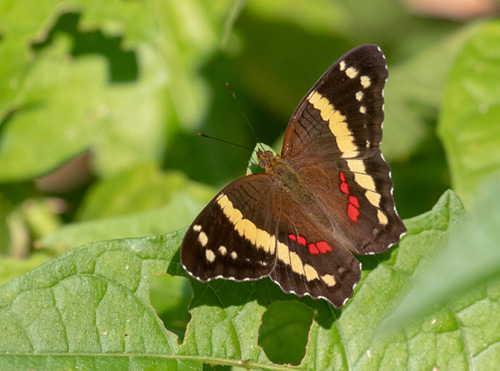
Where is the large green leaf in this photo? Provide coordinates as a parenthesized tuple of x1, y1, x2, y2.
(0, 232, 186, 369)
(76, 164, 214, 220)
(384, 179, 500, 339)
(438, 19, 500, 207)
(0, 0, 233, 180)
(39, 193, 203, 251)
(2, 191, 499, 369)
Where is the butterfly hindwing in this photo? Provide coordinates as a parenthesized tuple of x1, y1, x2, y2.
(181, 174, 277, 282)
(267, 191, 362, 307)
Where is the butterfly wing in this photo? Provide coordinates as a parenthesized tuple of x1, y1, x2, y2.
(181, 174, 277, 282)
(181, 173, 361, 308)
(281, 44, 406, 255)
(268, 188, 362, 308)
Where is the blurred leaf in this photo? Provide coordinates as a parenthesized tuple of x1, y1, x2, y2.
(438, 19, 500, 207)
(382, 27, 471, 160)
(383, 179, 500, 337)
(0, 253, 52, 287)
(0, 31, 166, 180)
(22, 198, 62, 238)
(77, 163, 214, 220)
(0, 1, 235, 181)
(5, 209, 30, 259)
(0, 193, 15, 255)
(39, 193, 204, 250)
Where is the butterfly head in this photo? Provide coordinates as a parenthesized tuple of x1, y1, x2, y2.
(257, 150, 276, 171)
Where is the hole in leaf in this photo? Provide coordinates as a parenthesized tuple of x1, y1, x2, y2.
(150, 274, 192, 343)
(259, 301, 313, 365)
(31, 11, 138, 82)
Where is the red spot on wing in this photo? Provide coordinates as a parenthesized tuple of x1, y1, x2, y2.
(339, 172, 350, 194)
(349, 195, 360, 208)
(289, 234, 332, 255)
(308, 243, 320, 255)
(340, 182, 349, 195)
(316, 241, 332, 254)
(348, 203, 360, 223)
(297, 235, 307, 246)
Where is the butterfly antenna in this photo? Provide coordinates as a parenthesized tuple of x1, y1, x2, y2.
(197, 133, 253, 152)
(226, 82, 264, 152)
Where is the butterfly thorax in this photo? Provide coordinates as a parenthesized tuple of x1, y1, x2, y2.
(257, 150, 303, 192)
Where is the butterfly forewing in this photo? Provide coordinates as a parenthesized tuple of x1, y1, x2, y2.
(282, 44, 405, 254)
(282, 44, 388, 159)
(180, 44, 406, 308)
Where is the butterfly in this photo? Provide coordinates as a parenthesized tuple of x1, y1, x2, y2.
(180, 45, 406, 308)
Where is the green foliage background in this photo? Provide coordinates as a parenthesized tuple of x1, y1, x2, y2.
(1, 0, 500, 370)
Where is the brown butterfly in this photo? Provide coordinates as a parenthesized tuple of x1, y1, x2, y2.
(181, 45, 406, 308)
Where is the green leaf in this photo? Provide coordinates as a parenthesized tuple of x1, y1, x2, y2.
(2, 191, 500, 369)
(438, 19, 500, 207)
(383, 179, 500, 334)
(39, 193, 202, 250)
(77, 164, 214, 220)
(0, 231, 187, 369)
(0, 1, 234, 181)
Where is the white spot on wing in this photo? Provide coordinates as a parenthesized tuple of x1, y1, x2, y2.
(198, 232, 208, 247)
(205, 249, 215, 262)
(345, 66, 358, 79)
(360, 75, 371, 88)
